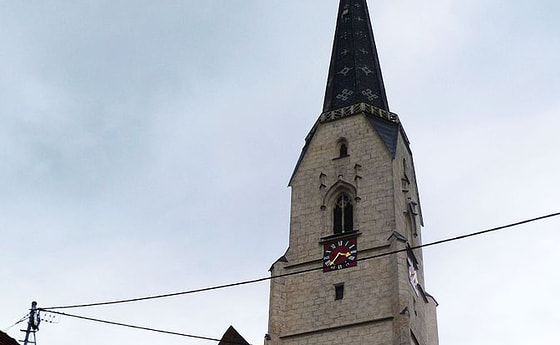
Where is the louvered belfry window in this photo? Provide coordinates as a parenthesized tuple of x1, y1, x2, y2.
(333, 194, 353, 234)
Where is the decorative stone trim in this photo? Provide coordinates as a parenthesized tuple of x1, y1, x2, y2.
(320, 102, 399, 124)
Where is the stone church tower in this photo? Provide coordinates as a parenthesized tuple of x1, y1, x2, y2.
(266, 1, 439, 345)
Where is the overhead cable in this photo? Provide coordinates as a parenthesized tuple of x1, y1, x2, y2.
(37, 309, 251, 345)
(2, 313, 29, 332)
(42, 211, 560, 311)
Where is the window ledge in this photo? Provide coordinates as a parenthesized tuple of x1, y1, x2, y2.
(319, 230, 361, 244)
(332, 154, 350, 161)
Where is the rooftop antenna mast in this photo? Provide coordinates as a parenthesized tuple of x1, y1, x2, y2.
(21, 301, 39, 345)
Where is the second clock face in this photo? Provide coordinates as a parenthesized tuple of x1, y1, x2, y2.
(323, 238, 358, 272)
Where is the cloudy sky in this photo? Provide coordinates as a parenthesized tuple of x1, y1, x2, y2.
(1, 0, 559, 344)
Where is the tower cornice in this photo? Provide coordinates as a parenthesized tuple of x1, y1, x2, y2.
(319, 102, 399, 124)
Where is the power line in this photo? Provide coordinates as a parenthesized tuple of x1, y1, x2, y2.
(32, 212, 560, 344)
(37, 309, 251, 345)
(2, 313, 29, 332)
(42, 211, 560, 311)
(42, 275, 271, 310)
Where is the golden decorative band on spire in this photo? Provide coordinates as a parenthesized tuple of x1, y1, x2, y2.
(319, 102, 399, 123)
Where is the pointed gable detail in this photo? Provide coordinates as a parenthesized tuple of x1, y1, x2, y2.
(218, 326, 250, 345)
(366, 115, 399, 158)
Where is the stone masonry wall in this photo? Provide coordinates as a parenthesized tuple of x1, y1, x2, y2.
(267, 112, 438, 345)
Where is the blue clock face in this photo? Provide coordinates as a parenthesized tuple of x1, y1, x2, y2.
(323, 238, 358, 272)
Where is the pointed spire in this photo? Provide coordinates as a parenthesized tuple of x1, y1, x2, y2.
(323, 0, 389, 113)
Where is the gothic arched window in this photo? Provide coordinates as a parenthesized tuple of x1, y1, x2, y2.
(333, 194, 353, 234)
(336, 138, 349, 158)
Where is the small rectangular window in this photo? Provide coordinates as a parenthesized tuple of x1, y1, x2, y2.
(335, 284, 344, 300)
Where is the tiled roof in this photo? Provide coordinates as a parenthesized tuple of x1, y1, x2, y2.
(218, 326, 249, 345)
(0, 331, 19, 345)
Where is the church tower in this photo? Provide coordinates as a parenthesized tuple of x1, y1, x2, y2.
(266, 1, 439, 345)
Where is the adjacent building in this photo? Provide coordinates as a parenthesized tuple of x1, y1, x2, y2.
(0, 331, 19, 345)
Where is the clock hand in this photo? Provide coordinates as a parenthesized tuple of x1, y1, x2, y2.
(328, 252, 341, 266)
(329, 251, 352, 265)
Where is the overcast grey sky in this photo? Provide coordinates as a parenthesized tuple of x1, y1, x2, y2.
(1, 1, 559, 344)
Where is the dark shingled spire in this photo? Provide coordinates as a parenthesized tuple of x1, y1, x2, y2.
(323, 0, 389, 113)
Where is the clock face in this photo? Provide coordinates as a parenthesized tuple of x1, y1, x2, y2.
(323, 238, 358, 272)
